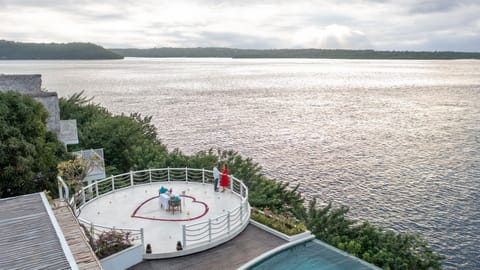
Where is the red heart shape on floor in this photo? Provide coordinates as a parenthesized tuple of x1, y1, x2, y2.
(131, 195, 209, 222)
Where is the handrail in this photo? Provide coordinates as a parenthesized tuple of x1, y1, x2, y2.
(59, 167, 250, 254)
(78, 217, 145, 248)
(57, 176, 69, 201)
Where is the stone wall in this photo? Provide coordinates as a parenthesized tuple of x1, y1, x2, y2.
(0, 74, 42, 94)
(0, 74, 60, 135)
(35, 92, 60, 134)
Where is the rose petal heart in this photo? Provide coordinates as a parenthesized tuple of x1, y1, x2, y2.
(131, 195, 209, 222)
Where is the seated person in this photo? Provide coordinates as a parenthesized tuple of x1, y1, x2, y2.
(159, 186, 168, 194)
(169, 195, 182, 212)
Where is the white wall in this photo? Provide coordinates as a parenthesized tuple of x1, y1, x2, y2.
(100, 244, 144, 270)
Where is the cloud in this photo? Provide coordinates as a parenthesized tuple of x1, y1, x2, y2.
(0, 0, 479, 51)
(292, 25, 371, 49)
(195, 31, 283, 49)
(405, 0, 479, 14)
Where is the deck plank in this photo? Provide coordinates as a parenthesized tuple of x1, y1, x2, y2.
(53, 203, 103, 270)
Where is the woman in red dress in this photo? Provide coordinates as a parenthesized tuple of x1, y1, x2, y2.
(220, 164, 229, 192)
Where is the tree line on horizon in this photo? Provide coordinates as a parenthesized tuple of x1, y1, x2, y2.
(0, 40, 123, 60)
(1, 40, 479, 60)
(112, 47, 480, 59)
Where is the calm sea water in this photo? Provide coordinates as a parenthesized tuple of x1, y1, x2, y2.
(1, 58, 479, 269)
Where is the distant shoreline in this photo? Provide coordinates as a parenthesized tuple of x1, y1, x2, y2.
(111, 47, 480, 60)
(2, 40, 479, 60)
(0, 40, 123, 60)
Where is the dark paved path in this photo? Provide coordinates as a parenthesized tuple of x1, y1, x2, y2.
(128, 224, 286, 270)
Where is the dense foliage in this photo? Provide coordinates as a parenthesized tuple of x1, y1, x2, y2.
(306, 200, 443, 270)
(59, 92, 168, 175)
(0, 40, 123, 59)
(59, 93, 444, 269)
(0, 91, 67, 198)
(57, 158, 89, 193)
(111, 47, 480, 60)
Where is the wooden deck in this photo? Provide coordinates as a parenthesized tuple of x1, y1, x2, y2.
(53, 202, 103, 270)
(128, 224, 287, 270)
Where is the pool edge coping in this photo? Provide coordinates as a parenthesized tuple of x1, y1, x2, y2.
(237, 232, 315, 270)
(240, 220, 382, 270)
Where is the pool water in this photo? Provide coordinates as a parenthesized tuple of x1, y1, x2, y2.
(249, 240, 379, 270)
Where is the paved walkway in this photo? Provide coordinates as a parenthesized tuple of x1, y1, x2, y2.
(128, 224, 287, 270)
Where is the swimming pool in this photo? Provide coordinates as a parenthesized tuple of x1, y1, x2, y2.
(246, 240, 380, 270)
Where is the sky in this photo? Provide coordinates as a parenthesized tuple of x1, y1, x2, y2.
(1, 0, 479, 51)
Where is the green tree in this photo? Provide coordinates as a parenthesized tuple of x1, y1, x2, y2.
(306, 199, 444, 269)
(60, 93, 169, 175)
(0, 91, 67, 198)
(0, 40, 123, 59)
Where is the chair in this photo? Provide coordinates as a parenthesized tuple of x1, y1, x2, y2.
(168, 198, 182, 214)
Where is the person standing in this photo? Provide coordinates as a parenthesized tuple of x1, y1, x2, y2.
(220, 163, 229, 192)
(213, 162, 220, 192)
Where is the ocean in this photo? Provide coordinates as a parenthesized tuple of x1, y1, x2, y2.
(1, 58, 479, 269)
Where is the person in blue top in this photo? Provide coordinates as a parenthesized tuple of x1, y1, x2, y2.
(213, 162, 220, 192)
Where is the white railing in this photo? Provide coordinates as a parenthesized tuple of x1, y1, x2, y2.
(78, 218, 144, 248)
(58, 167, 250, 254)
(57, 175, 144, 253)
(57, 176, 69, 201)
(182, 198, 249, 249)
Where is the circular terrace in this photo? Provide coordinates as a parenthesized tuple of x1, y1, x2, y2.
(63, 168, 250, 259)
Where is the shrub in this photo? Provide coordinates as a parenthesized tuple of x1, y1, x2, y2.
(94, 230, 132, 259)
(251, 207, 307, 236)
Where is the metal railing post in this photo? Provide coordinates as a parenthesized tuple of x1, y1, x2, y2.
(149, 168, 152, 183)
(227, 211, 231, 234)
(58, 182, 63, 200)
(182, 225, 187, 249)
(95, 181, 99, 198)
(208, 219, 212, 242)
(130, 171, 134, 187)
(140, 228, 145, 247)
(202, 168, 205, 184)
(57, 176, 69, 201)
(168, 167, 170, 182)
(112, 176, 115, 191)
(185, 167, 188, 182)
(72, 200, 77, 215)
(230, 175, 233, 191)
(82, 189, 86, 205)
(240, 202, 243, 223)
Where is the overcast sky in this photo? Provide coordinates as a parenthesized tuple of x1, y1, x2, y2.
(1, 0, 479, 51)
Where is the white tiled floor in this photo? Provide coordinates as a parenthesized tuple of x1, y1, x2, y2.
(79, 182, 242, 253)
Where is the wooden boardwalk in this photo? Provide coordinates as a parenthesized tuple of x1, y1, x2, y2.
(128, 224, 287, 270)
(53, 202, 103, 270)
